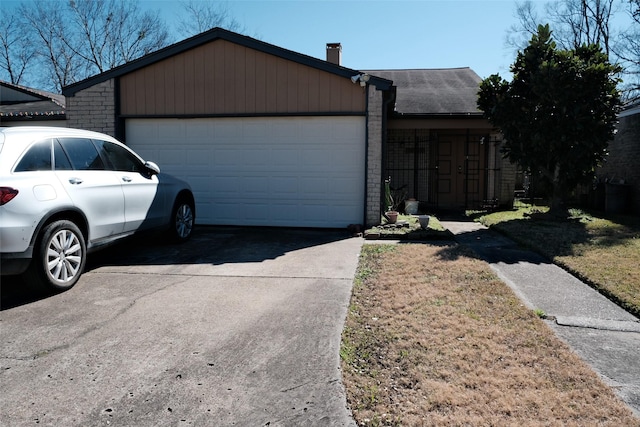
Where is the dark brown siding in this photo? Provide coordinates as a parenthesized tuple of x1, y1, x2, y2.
(120, 39, 365, 116)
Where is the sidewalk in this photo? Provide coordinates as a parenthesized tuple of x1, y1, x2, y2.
(440, 219, 640, 418)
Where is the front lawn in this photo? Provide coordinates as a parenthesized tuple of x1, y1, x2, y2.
(341, 244, 638, 426)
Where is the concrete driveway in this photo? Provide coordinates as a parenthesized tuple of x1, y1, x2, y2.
(1, 228, 362, 426)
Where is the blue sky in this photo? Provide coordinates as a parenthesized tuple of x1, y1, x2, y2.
(3, 0, 522, 79)
(150, 0, 522, 79)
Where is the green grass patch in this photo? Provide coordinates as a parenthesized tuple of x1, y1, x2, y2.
(365, 214, 453, 241)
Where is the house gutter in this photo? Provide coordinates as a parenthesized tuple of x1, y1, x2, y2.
(391, 112, 484, 119)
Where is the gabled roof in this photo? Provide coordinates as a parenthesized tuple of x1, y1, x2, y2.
(366, 68, 482, 116)
(0, 80, 66, 121)
(63, 27, 393, 96)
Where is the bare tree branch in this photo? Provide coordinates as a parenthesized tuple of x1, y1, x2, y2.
(614, 0, 640, 101)
(8, 0, 169, 92)
(66, 0, 169, 73)
(19, 1, 82, 92)
(0, 10, 35, 85)
(176, 0, 245, 39)
(544, 0, 615, 54)
(505, 1, 541, 51)
(506, 0, 640, 101)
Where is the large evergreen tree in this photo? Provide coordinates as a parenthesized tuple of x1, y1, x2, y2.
(478, 24, 622, 214)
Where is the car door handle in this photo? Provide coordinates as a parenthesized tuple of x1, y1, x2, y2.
(121, 176, 132, 183)
(68, 178, 83, 185)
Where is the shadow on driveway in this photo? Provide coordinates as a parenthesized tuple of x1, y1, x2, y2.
(1, 226, 354, 311)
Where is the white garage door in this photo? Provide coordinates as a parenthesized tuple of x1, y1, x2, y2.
(125, 117, 366, 228)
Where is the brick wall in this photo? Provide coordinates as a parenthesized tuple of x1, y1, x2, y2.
(65, 79, 116, 137)
(366, 86, 384, 226)
(598, 110, 640, 214)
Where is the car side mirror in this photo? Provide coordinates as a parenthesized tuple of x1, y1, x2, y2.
(144, 161, 160, 175)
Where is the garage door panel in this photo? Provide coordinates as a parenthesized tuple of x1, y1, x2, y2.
(301, 150, 331, 169)
(244, 149, 270, 166)
(271, 176, 298, 195)
(126, 117, 365, 227)
(336, 150, 361, 169)
(242, 176, 270, 195)
(300, 204, 328, 221)
(244, 122, 268, 138)
(185, 122, 212, 139)
(300, 177, 328, 196)
(214, 121, 243, 139)
(216, 175, 243, 194)
(158, 122, 184, 139)
(186, 150, 211, 168)
(337, 183, 362, 198)
(214, 149, 243, 168)
(272, 149, 299, 167)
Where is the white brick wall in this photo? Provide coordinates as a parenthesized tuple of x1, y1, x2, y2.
(66, 79, 116, 137)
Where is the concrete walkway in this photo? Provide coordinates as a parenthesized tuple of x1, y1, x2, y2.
(440, 219, 640, 417)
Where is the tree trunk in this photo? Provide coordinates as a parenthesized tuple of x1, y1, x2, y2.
(549, 164, 568, 217)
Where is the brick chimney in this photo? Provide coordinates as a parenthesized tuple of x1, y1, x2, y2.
(326, 43, 342, 66)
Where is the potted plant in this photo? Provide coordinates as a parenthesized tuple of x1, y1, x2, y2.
(383, 177, 399, 224)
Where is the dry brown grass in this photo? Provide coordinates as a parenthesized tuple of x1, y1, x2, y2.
(341, 243, 639, 426)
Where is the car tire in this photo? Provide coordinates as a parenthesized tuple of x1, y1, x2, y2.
(25, 220, 87, 292)
(169, 198, 194, 243)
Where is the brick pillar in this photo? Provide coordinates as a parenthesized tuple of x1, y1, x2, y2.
(366, 86, 383, 227)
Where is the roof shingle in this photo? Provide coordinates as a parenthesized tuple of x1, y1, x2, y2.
(367, 68, 482, 116)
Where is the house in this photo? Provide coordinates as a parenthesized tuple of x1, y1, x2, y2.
(0, 80, 67, 126)
(597, 100, 640, 214)
(61, 27, 510, 228)
(367, 68, 509, 211)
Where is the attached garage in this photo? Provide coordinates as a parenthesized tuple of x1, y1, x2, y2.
(63, 28, 394, 228)
(126, 116, 365, 227)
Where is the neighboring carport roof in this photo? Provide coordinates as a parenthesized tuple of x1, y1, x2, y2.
(0, 80, 66, 120)
(63, 27, 393, 96)
(619, 99, 640, 118)
(366, 68, 483, 116)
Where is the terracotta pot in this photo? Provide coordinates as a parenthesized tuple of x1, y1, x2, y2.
(386, 211, 399, 224)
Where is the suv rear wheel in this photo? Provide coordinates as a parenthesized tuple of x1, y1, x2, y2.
(25, 220, 87, 291)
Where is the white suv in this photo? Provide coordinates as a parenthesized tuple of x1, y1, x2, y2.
(1, 127, 195, 291)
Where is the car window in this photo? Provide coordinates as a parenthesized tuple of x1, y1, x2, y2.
(14, 139, 52, 172)
(93, 139, 144, 173)
(57, 138, 105, 171)
(53, 140, 73, 170)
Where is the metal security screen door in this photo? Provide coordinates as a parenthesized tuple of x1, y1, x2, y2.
(385, 129, 499, 210)
(385, 129, 436, 208)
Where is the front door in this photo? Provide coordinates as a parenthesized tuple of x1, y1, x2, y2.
(436, 133, 466, 209)
(435, 132, 486, 210)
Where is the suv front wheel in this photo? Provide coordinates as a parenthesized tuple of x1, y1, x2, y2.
(169, 198, 195, 243)
(25, 220, 87, 291)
